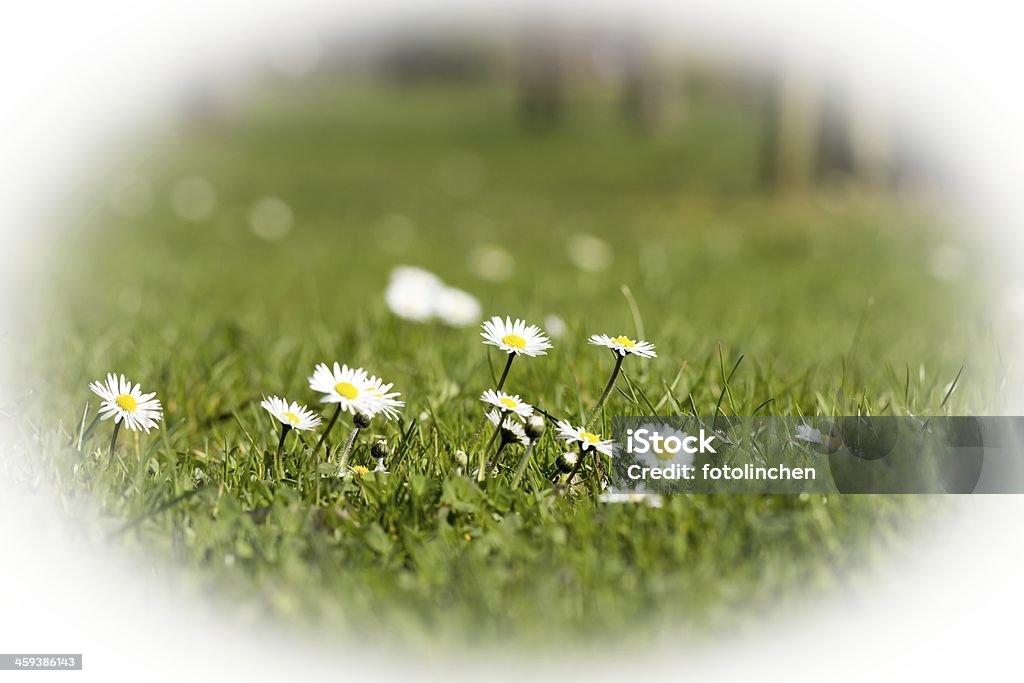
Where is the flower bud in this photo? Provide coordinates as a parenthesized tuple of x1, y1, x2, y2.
(371, 439, 390, 460)
(525, 415, 546, 440)
(556, 451, 578, 473)
(454, 449, 468, 467)
(353, 412, 372, 429)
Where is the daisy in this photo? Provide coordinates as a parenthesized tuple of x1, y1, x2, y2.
(485, 409, 530, 446)
(584, 333, 657, 426)
(794, 423, 842, 452)
(308, 363, 403, 419)
(89, 373, 163, 434)
(481, 316, 552, 357)
(260, 395, 321, 480)
(260, 395, 322, 432)
(556, 420, 615, 457)
(795, 424, 825, 445)
(632, 423, 695, 469)
(479, 389, 534, 421)
(588, 333, 657, 358)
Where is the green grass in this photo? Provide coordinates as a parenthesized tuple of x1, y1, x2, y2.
(21, 80, 997, 647)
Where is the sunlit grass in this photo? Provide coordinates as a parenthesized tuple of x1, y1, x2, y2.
(17, 82, 997, 646)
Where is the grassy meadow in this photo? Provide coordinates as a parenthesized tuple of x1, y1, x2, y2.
(21, 80, 998, 646)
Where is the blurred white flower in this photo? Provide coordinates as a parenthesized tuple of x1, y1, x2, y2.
(384, 267, 480, 327)
(385, 267, 439, 322)
(589, 333, 657, 358)
(434, 286, 481, 327)
(88, 373, 163, 433)
(481, 316, 553, 357)
(567, 233, 613, 272)
(544, 314, 568, 339)
(249, 196, 293, 241)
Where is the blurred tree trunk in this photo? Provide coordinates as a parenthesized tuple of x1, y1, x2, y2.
(517, 23, 563, 130)
(763, 58, 821, 195)
(620, 36, 659, 133)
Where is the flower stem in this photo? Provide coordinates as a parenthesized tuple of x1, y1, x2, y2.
(477, 418, 503, 482)
(511, 442, 536, 489)
(567, 444, 586, 485)
(495, 354, 515, 391)
(274, 424, 291, 480)
(486, 441, 509, 478)
(585, 353, 624, 427)
(337, 427, 360, 475)
(312, 404, 342, 459)
(108, 420, 122, 459)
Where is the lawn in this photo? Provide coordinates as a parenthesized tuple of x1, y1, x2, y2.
(21, 79, 994, 647)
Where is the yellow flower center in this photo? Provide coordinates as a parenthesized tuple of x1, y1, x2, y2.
(502, 334, 527, 349)
(351, 465, 370, 477)
(283, 412, 301, 426)
(115, 394, 137, 412)
(611, 335, 636, 348)
(334, 382, 359, 399)
(580, 431, 601, 444)
(499, 397, 518, 409)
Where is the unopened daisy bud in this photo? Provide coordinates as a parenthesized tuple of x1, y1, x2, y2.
(556, 451, 578, 473)
(454, 449, 468, 467)
(353, 412, 372, 429)
(371, 439, 390, 460)
(525, 415, 546, 440)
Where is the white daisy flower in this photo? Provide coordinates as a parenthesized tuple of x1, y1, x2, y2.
(486, 409, 530, 445)
(795, 424, 825, 444)
(794, 423, 842, 451)
(260, 395, 322, 431)
(479, 389, 534, 421)
(435, 286, 481, 327)
(88, 373, 163, 433)
(588, 333, 657, 358)
(307, 363, 404, 420)
(555, 420, 615, 457)
(633, 423, 695, 469)
(481, 316, 553, 356)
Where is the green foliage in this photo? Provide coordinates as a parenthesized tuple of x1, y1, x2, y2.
(23, 82, 993, 645)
